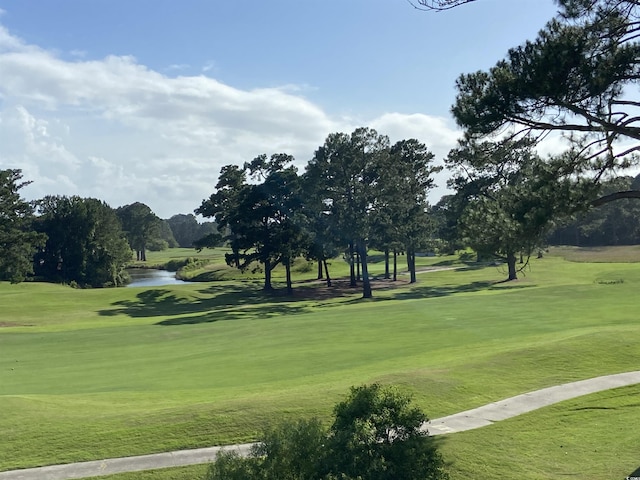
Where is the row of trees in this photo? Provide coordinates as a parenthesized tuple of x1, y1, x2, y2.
(196, 128, 441, 298)
(195, 0, 640, 288)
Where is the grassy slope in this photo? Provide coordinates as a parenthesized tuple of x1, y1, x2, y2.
(1, 248, 639, 477)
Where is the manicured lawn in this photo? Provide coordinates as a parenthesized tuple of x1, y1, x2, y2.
(1, 250, 639, 477)
(100, 384, 640, 480)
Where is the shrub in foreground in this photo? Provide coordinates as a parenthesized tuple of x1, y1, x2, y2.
(205, 384, 448, 480)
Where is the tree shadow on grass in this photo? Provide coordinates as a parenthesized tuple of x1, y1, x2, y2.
(99, 283, 312, 323)
(154, 301, 310, 326)
(388, 280, 534, 301)
(339, 278, 534, 304)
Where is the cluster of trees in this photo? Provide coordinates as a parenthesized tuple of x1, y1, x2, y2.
(206, 384, 448, 480)
(197, 127, 440, 298)
(0, 170, 216, 287)
(196, 0, 640, 287)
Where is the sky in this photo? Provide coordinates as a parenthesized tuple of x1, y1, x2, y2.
(0, 0, 560, 218)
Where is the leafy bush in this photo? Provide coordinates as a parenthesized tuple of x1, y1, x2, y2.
(205, 384, 448, 480)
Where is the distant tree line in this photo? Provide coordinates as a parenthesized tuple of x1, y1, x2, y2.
(0, 170, 218, 287)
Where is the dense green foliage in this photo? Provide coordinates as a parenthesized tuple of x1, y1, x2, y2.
(33, 195, 132, 287)
(197, 154, 304, 292)
(0, 169, 46, 283)
(207, 384, 447, 480)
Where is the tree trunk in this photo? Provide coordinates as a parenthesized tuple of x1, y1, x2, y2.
(285, 258, 293, 295)
(407, 247, 417, 284)
(356, 250, 361, 282)
(317, 260, 323, 280)
(358, 240, 372, 298)
(323, 259, 332, 287)
(393, 249, 397, 281)
(507, 252, 517, 281)
(264, 258, 273, 291)
(349, 241, 357, 287)
(384, 248, 390, 279)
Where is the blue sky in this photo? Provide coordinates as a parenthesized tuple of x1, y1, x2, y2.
(0, 0, 558, 217)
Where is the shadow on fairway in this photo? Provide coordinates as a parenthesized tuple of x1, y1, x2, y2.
(341, 279, 534, 304)
(388, 280, 533, 300)
(99, 283, 310, 322)
(154, 301, 310, 325)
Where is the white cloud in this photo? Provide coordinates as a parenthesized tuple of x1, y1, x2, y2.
(0, 22, 462, 217)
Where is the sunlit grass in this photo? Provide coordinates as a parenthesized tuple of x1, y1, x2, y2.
(1, 247, 639, 475)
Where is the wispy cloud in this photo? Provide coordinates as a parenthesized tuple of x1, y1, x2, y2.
(201, 60, 216, 73)
(166, 63, 190, 71)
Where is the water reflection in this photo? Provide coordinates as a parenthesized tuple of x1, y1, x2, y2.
(126, 269, 188, 287)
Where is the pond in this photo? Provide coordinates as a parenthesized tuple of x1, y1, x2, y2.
(126, 269, 188, 287)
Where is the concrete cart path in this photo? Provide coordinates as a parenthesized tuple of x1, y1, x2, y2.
(3, 370, 640, 480)
(424, 370, 640, 435)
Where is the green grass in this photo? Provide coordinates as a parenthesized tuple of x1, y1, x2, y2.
(86, 385, 640, 480)
(1, 249, 639, 477)
(548, 244, 640, 263)
(442, 384, 640, 479)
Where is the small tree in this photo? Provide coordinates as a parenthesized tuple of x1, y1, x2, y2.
(116, 202, 162, 261)
(206, 384, 448, 480)
(198, 155, 305, 293)
(446, 139, 585, 280)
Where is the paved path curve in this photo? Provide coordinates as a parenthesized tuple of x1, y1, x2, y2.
(3, 371, 640, 480)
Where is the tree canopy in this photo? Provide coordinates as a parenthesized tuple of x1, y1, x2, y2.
(446, 139, 585, 279)
(34, 196, 131, 287)
(206, 384, 448, 480)
(452, 0, 640, 203)
(116, 202, 163, 261)
(197, 154, 305, 293)
(0, 169, 47, 283)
